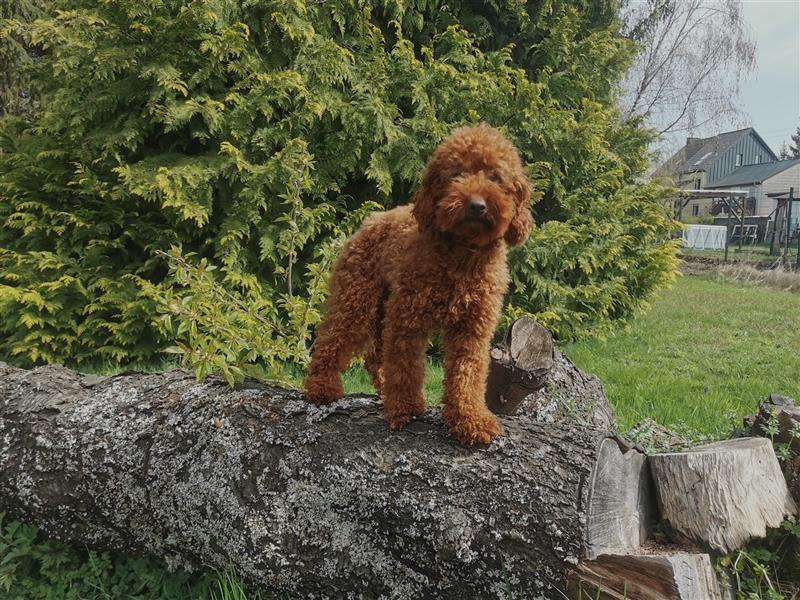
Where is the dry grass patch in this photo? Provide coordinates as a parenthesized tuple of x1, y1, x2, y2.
(714, 263, 800, 293)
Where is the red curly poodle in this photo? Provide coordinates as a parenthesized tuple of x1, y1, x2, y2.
(304, 124, 533, 444)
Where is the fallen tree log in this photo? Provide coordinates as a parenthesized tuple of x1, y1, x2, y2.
(0, 349, 636, 599)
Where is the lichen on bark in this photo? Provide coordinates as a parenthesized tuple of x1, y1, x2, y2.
(0, 355, 615, 599)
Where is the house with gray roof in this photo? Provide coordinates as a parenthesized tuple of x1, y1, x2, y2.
(654, 127, 777, 191)
(706, 158, 800, 232)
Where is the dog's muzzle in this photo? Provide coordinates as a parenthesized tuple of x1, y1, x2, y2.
(466, 196, 487, 220)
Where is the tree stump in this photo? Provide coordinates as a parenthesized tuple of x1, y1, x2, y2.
(649, 437, 796, 554)
(486, 317, 555, 415)
(486, 316, 615, 431)
(748, 393, 800, 450)
(747, 393, 800, 506)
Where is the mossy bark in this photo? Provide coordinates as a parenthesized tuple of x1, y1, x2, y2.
(0, 354, 615, 599)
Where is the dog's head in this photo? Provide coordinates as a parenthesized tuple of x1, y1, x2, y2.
(412, 124, 533, 247)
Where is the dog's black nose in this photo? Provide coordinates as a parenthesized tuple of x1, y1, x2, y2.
(467, 196, 487, 217)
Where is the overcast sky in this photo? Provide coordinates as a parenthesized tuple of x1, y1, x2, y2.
(738, 0, 800, 154)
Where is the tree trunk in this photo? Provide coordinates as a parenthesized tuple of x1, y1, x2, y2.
(0, 353, 630, 599)
(771, 199, 787, 256)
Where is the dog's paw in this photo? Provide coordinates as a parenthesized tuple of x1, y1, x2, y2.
(383, 401, 426, 429)
(447, 411, 504, 446)
(304, 374, 344, 405)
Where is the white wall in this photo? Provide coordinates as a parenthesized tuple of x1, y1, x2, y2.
(760, 163, 800, 217)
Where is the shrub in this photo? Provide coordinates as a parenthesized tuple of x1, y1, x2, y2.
(0, 0, 679, 370)
(0, 514, 225, 599)
(0, 0, 41, 117)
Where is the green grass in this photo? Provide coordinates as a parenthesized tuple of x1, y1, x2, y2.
(285, 359, 445, 406)
(562, 275, 800, 438)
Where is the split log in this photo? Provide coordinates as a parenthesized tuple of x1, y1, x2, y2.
(0, 349, 643, 599)
(566, 552, 732, 600)
(649, 437, 796, 554)
(585, 438, 655, 558)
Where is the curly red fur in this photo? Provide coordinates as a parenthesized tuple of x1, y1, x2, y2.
(304, 124, 533, 445)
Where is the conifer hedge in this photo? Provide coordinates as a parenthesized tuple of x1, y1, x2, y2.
(0, 0, 41, 117)
(0, 0, 679, 371)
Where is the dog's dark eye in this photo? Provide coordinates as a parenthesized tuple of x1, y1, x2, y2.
(450, 169, 463, 179)
(488, 171, 503, 183)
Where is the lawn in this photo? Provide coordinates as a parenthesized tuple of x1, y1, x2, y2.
(561, 274, 800, 438)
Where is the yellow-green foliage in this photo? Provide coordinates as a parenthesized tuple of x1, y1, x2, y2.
(0, 0, 41, 117)
(0, 0, 679, 369)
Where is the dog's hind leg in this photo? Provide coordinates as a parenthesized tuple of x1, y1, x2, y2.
(304, 255, 383, 405)
(363, 286, 387, 396)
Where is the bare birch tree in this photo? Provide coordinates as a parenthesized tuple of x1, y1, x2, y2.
(619, 0, 756, 136)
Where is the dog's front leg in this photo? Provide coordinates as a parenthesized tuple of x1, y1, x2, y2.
(441, 324, 503, 445)
(380, 296, 429, 429)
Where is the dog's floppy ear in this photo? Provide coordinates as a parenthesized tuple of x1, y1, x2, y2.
(504, 175, 534, 246)
(411, 187, 435, 236)
(412, 157, 445, 237)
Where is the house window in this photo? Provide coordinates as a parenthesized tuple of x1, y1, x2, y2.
(735, 153, 743, 167)
(692, 205, 699, 216)
(694, 179, 701, 189)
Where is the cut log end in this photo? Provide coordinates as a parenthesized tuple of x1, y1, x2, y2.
(649, 437, 796, 554)
(506, 317, 555, 374)
(485, 316, 555, 415)
(586, 438, 655, 558)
